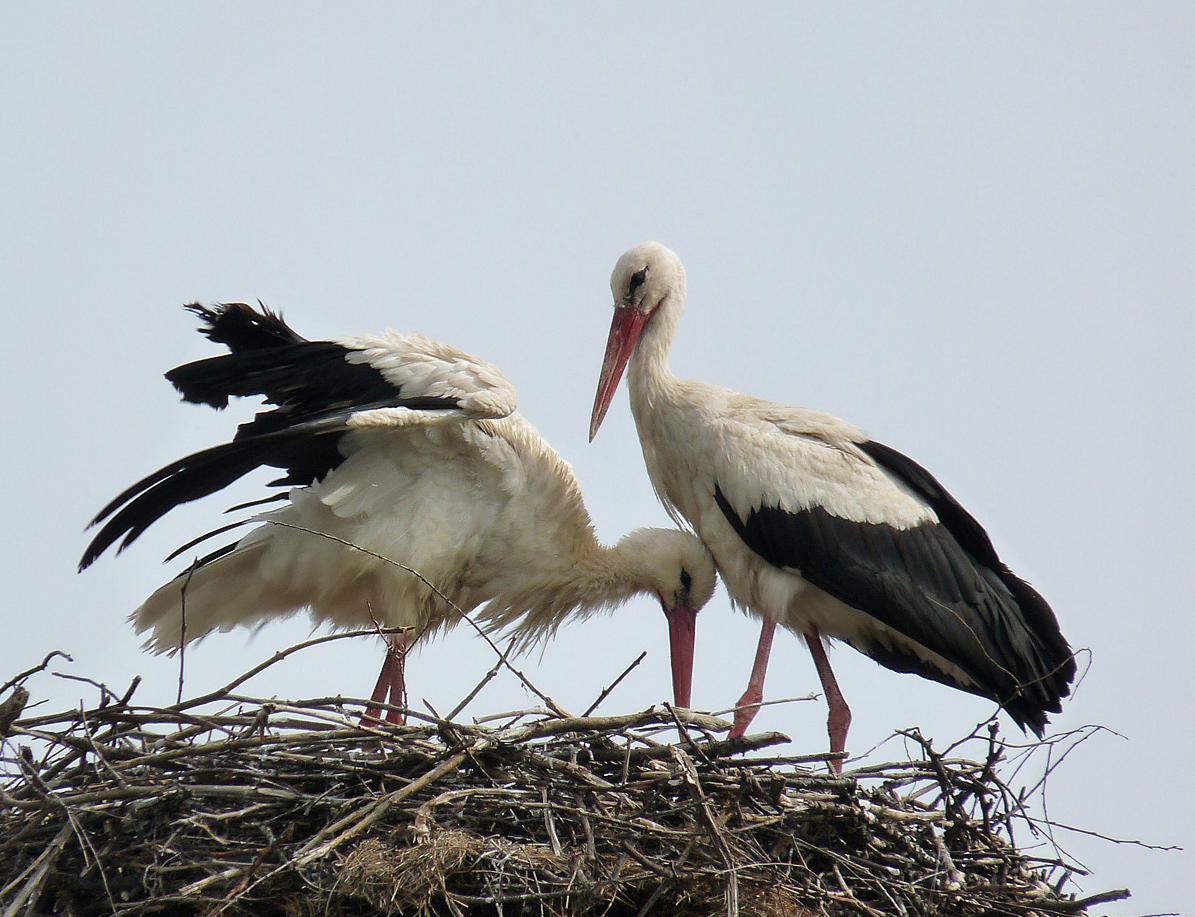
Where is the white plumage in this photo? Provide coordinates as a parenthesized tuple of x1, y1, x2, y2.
(82, 302, 716, 722)
(590, 242, 1075, 769)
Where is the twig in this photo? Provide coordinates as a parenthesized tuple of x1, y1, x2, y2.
(168, 627, 406, 713)
(445, 638, 515, 722)
(672, 745, 738, 916)
(709, 693, 817, 719)
(0, 651, 72, 696)
(294, 747, 474, 865)
(0, 688, 29, 738)
(583, 651, 647, 718)
(176, 559, 202, 705)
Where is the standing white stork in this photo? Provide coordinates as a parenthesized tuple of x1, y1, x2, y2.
(80, 302, 716, 723)
(590, 242, 1076, 768)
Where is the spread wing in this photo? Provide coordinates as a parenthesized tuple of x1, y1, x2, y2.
(79, 302, 517, 569)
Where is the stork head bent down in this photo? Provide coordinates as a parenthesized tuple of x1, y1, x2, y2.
(590, 242, 686, 441)
(623, 527, 716, 709)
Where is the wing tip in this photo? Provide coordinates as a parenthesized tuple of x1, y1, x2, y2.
(184, 301, 304, 352)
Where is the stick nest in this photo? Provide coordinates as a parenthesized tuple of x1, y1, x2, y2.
(1, 663, 1123, 917)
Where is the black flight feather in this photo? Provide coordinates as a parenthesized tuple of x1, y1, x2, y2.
(858, 439, 1076, 696)
(184, 301, 305, 352)
(80, 303, 461, 572)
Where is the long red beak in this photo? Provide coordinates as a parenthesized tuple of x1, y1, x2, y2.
(664, 604, 697, 709)
(590, 305, 649, 441)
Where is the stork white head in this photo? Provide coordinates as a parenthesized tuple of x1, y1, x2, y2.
(619, 526, 715, 709)
(590, 242, 686, 441)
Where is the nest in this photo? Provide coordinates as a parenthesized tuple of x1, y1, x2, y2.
(1, 648, 1126, 917)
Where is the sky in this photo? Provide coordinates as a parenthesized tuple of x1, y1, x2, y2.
(2, 5, 1191, 913)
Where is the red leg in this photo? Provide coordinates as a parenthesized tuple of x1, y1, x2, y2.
(362, 651, 398, 724)
(361, 633, 410, 726)
(729, 616, 777, 738)
(384, 637, 408, 725)
(806, 630, 851, 773)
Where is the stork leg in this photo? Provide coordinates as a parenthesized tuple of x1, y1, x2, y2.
(361, 634, 410, 725)
(362, 652, 397, 724)
(805, 630, 851, 773)
(729, 616, 777, 739)
(384, 637, 409, 725)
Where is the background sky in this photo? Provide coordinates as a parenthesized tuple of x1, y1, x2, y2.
(2, 5, 1191, 913)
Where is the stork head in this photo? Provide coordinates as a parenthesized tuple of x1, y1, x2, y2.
(621, 527, 716, 709)
(590, 242, 686, 441)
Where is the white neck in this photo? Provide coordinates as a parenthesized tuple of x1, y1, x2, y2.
(628, 289, 683, 403)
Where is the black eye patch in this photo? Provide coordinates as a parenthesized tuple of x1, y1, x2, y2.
(628, 267, 648, 295)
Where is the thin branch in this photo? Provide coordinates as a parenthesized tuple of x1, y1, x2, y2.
(583, 651, 647, 717)
(176, 558, 201, 705)
(0, 651, 72, 695)
(445, 638, 516, 722)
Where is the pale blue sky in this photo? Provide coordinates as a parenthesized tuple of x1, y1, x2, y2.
(3, 5, 1191, 912)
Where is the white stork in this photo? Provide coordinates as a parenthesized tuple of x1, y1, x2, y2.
(590, 242, 1076, 768)
(81, 302, 716, 723)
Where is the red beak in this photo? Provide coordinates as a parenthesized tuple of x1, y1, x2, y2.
(590, 305, 649, 441)
(664, 604, 697, 709)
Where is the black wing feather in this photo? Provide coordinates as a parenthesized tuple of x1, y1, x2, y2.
(80, 413, 347, 570)
(184, 301, 306, 352)
(167, 343, 400, 412)
(859, 439, 1075, 691)
(714, 444, 1076, 736)
(80, 303, 460, 571)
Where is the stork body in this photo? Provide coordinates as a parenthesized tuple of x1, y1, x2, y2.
(590, 242, 1075, 767)
(82, 303, 716, 722)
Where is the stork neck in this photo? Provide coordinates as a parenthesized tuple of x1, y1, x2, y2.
(480, 533, 649, 651)
(628, 293, 682, 397)
(602, 532, 660, 597)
